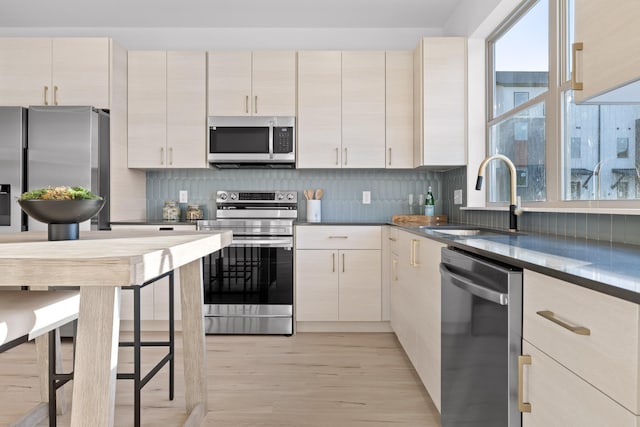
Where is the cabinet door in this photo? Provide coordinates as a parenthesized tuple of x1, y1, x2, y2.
(415, 37, 466, 167)
(385, 51, 414, 168)
(207, 51, 252, 116)
(522, 341, 637, 427)
(297, 51, 342, 168)
(390, 230, 418, 358)
(0, 38, 52, 106)
(127, 51, 167, 168)
(166, 51, 207, 168)
(295, 250, 339, 321)
(342, 51, 386, 168)
(414, 236, 444, 411)
(51, 38, 110, 109)
(338, 250, 381, 321)
(574, 1, 640, 103)
(251, 51, 296, 116)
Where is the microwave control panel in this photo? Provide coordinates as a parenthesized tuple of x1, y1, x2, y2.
(274, 127, 294, 153)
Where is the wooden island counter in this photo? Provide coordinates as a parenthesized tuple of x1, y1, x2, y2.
(0, 229, 233, 427)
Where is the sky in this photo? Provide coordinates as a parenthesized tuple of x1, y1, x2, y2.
(494, 0, 549, 72)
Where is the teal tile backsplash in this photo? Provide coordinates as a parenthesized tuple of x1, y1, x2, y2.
(442, 166, 640, 245)
(147, 168, 442, 222)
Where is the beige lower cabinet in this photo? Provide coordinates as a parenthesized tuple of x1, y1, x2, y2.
(295, 226, 381, 322)
(390, 229, 444, 411)
(521, 269, 640, 422)
(110, 224, 196, 329)
(521, 341, 637, 426)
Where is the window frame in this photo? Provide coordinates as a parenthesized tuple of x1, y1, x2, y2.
(483, 0, 640, 210)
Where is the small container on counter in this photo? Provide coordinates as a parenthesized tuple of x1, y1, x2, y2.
(185, 204, 203, 221)
(162, 200, 180, 221)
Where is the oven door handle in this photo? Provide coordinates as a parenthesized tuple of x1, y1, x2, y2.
(231, 238, 293, 248)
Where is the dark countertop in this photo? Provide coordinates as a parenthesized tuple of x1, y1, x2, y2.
(110, 220, 198, 226)
(295, 221, 386, 226)
(396, 224, 640, 304)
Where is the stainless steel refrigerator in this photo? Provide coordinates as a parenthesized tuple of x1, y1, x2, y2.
(0, 106, 110, 234)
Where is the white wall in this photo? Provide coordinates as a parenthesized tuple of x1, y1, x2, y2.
(0, 27, 443, 50)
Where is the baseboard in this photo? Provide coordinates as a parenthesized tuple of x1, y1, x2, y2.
(295, 321, 393, 333)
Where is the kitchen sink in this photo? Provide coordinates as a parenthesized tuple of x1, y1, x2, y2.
(418, 225, 521, 237)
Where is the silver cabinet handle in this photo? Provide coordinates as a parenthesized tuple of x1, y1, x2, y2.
(536, 310, 591, 335)
(388, 147, 392, 166)
(328, 236, 348, 239)
(392, 258, 398, 281)
(43, 86, 49, 105)
(169, 147, 173, 165)
(335, 147, 339, 166)
(388, 237, 397, 241)
(53, 85, 59, 105)
(344, 147, 348, 166)
(254, 95, 258, 114)
(342, 253, 345, 273)
(160, 147, 164, 165)
(332, 252, 335, 273)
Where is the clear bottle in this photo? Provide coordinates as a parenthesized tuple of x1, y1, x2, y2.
(425, 186, 435, 217)
(162, 200, 180, 221)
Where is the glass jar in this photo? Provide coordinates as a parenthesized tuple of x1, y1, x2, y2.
(185, 204, 203, 221)
(162, 200, 180, 221)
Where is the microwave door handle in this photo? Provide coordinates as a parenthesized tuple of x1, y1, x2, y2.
(268, 122, 274, 157)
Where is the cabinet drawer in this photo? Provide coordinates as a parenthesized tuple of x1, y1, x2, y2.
(523, 270, 640, 413)
(522, 341, 637, 427)
(295, 225, 381, 250)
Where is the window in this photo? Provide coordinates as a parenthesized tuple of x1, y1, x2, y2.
(514, 91, 530, 107)
(488, 0, 548, 203)
(488, 0, 640, 205)
(560, 0, 640, 201)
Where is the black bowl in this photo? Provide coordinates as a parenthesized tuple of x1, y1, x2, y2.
(18, 199, 105, 224)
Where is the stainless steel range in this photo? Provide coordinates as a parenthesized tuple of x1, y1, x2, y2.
(197, 190, 297, 335)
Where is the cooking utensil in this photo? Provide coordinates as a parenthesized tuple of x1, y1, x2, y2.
(315, 188, 324, 200)
(304, 189, 314, 200)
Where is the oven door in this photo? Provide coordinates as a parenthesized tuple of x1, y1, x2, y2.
(202, 236, 294, 335)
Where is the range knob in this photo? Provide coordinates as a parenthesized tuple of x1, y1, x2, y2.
(229, 193, 238, 200)
(276, 193, 285, 201)
(287, 193, 295, 201)
(218, 192, 227, 201)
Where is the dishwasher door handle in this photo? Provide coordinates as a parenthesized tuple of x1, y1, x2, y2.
(440, 264, 509, 305)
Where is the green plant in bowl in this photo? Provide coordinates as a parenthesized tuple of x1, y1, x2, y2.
(18, 186, 105, 241)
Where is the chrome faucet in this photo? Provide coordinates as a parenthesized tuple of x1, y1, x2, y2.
(475, 154, 521, 232)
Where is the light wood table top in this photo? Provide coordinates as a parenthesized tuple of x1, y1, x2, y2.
(0, 229, 232, 427)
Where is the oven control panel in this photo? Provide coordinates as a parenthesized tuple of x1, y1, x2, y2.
(216, 190, 297, 204)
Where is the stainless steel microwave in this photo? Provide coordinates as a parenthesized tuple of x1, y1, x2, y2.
(208, 116, 295, 168)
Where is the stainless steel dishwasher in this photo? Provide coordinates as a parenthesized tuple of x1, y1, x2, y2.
(440, 247, 522, 427)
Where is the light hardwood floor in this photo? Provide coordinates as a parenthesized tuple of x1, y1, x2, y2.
(0, 332, 440, 427)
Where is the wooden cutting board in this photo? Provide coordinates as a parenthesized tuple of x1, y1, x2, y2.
(391, 214, 448, 226)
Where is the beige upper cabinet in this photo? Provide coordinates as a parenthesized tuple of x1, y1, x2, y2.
(0, 37, 110, 108)
(297, 50, 386, 169)
(385, 51, 414, 169)
(297, 51, 343, 168)
(573, 1, 640, 103)
(414, 37, 466, 168)
(342, 51, 386, 168)
(128, 50, 207, 169)
(207, 50, 296, 116)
